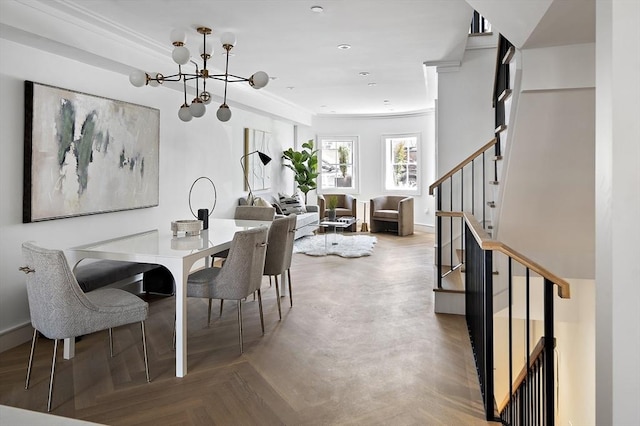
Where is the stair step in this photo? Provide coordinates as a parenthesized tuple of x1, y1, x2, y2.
(489, 180, 499, 185)
(502, 46, 515, 65)
(498, 89, 512, 102)
(495, 124, 507, 134)
(492, 155, 503, 161)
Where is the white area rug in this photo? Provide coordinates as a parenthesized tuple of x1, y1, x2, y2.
(293, 234, 377, 258)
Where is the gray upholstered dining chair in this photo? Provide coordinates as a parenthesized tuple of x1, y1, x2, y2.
(234, 205, 276, 221)
(211, 205, 275, 265)
(20, 242, 150, 412)
(263, 214, 297, 320)
(186, 227, 269, 353)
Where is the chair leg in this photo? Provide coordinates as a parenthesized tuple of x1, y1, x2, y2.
(287, 269, 293, 308)
(274, 275, 282, 320)
(141, 321, 150, 383)
(25, 328, 38, 389)
(237, 300, 244, 354)
(219, 299, 224, 317)
(207, 298, 212, 326)
(47, 339, 58, 412)
(108, 328, 114, 357)
(257, 289, 265, 334)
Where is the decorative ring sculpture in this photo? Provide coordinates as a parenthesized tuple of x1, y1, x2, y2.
(188, 176, 217, 218)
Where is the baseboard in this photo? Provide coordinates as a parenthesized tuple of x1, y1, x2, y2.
(0, 322, 33, 353)
(414, 223, 434, 233)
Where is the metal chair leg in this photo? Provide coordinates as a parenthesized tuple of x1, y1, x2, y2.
(274, 275, 282, 320)
(47, 339, 58, 412)
(237, 300, 244, 354)
(207, 298, 212, 326)
(287, 268, 293, 307)
(141, 321, 150, 383)
(257, 289, 265, 334)
(25, 329, 38, 389)
(108, 328, 114, 357)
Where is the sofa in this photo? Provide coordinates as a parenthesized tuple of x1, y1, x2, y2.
(370, 195, 414, 236)
(239, 193, 319, 240)
(317, 194, 357, 232)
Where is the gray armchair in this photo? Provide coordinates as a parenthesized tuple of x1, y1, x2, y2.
(370, 196, 414, 236)
(263, 214, 297, 319)
(317, 194, 357, 232)
(20, 242, 150, 412)
(186, 227, 269, 353)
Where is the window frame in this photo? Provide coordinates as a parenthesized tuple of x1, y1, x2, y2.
(381, 132, 421, 196)
(317, 135, 359, 194)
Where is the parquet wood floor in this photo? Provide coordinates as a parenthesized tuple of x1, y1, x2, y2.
(0, 231, 497, 425)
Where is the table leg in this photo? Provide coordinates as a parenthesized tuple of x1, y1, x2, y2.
(166, 262, 188, 378)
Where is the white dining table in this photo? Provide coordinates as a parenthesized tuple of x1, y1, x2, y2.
(64, 218, 271, 378)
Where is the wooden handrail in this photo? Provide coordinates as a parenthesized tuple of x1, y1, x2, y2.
(497, 337, 547, 413)
(463, 213, 571, 299)
(428, 138, 497, 195)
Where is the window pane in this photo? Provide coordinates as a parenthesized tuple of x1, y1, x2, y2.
(384, 134, 420, 193)
(318, 136, 357, 191)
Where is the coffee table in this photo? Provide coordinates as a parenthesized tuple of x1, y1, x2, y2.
(320, 217, 357, 249)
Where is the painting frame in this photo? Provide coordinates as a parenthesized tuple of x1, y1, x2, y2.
(243, 127, 272, 193)
(23, 81, 160, 223)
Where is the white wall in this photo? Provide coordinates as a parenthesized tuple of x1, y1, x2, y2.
(595, 0, 640, 424)
(0, 38, 298, 349)
(312, 112, 436, 228)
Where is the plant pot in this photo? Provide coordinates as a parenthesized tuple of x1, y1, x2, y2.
(328, 210, 337, 221)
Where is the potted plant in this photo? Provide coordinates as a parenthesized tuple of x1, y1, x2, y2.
(327, 195, 338, 221)
(282, 139, 319, 204)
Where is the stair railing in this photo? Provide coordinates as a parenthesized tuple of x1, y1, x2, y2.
(463, 213, 570, 424)
(428, 138, 497, 289)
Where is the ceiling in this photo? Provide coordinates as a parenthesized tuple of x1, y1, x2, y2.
(1, 0, 476, 117)
(0, 0, 594, 118)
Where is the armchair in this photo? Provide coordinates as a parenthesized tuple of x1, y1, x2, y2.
(317, 194, 357, 232)
(370, 196, 414, 236)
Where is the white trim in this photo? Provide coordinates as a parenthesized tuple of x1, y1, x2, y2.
(381, 132, 422, 196)
(0, 321, 33, 353)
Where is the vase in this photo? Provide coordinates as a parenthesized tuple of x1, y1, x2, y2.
(328, 210, 337, 221)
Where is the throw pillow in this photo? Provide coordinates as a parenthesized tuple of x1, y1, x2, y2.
(272, 203, 284, 215)
(253, 197, 272, 208)
(278, 193, 307, 215)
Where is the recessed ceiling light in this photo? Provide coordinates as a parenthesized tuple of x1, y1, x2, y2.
(310, 5, 324, 13)
(383, 100, 391, 104)
(337, 44, 351, 50)
(368, 82, 377, 87)
(359, 71, 370, 76)
(287, 86, 295, 90)
(269, 76, 278, 80)
(320, 105, 328, 108)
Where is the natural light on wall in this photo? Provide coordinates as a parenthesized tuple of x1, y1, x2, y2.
(383, 133, 420, 194)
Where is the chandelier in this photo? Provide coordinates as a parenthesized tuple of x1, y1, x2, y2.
(128, 27, 269, 122)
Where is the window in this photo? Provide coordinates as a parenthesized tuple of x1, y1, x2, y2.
(318, 136, 358, 193)
(383, 133, 420, 194)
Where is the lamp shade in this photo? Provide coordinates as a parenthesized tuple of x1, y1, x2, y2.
(216, 104, 232, 122)
(178, 104, 193, 122)
(220, 32, 236, 48)
(257, 152, 272, 165)
(190, 98, 206, 117)
(170, 28, 186, 45)
(129, 70, 147, 87)
(250, 71, 269, 89)
(172, 45, 191, 65)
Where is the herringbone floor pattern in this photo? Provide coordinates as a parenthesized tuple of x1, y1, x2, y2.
(0, 231, 496, 425)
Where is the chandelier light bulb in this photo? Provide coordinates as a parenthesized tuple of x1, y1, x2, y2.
(220, 32, 236, 49)
(199, 42, 213, 59)
(250, 71, 269, 89)
(190, 98, 206, 117)
(129, 69, 147, 87)
(170, 28, 186, 45)
(172, 45, 191, 65)
(147, 72, 162, 87)
(178, 104, 193, 122)
(216, 104, 232, 122)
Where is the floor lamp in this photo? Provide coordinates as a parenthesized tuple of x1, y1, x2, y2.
(240, 150, 272, 205)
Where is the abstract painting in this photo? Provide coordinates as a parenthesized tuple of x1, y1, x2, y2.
(23, 81, 160, 222)
(243, 128, 272, 192)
